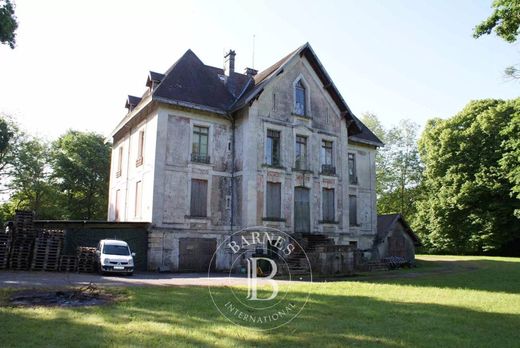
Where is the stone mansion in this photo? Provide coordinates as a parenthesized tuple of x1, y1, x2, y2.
(108, 43, 383, 271)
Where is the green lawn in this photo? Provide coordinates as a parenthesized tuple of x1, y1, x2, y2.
(1, 255, 519, 347)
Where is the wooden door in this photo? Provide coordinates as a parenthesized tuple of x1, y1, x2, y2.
(179, 238, 216, 272)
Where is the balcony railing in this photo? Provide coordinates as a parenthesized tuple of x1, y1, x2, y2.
(321, 164, 336, 175)
(191, 153, 210, 164)
(349, 176, 358, 185)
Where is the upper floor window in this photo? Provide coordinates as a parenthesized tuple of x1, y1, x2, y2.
(265, 129, 280, 166)
(135, 180, 142, 217)
(116, 146, 123, 177)
(348, 153, 357, 184)
(295, 135, 307, 170)
(192, 125, 210, 163)
(294, 80, 306, 116)
(136, 130, 145, 167)
(321, 140, 335, 175)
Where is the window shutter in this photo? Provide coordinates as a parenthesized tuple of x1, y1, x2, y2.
(266, 182, 281, 218)
(349, 195, 357, 225)
(190, 179, 208, 217)
(322, 189, 335, 222)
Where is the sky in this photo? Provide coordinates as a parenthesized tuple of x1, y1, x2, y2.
(0, 0, 517, 140)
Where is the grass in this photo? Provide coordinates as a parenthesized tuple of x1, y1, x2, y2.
(1, 255, 519, 347)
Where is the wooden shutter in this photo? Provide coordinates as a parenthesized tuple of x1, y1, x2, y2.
(322, 189, 335, 222)
(266, 182, 281, 218)
(190, 179, 208, 217)
(349, 195, 357, 225)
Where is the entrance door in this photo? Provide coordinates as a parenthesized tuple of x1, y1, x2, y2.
(179, 238, 216, 272)
(294, 187, 310, 233)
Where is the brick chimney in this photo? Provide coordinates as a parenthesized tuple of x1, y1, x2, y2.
(224, 50, 236, 76)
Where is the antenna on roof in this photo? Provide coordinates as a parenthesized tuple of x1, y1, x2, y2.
(252, 34, 256, 69)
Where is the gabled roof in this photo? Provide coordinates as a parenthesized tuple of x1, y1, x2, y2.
(125, 95, 142, 109)
(117, 44, 383, 147)
(376, 214, 421, 246)
(231, 43, 383, 146)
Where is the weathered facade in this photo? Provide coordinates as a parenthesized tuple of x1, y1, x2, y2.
(108, 43, 383, 271)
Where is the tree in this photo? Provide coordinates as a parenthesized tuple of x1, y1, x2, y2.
(51, 130, 111, 220)
(0, 114, 21, 190)
(416, 99, 520, 254)
(7, 137, 61, 218)
(474, 0, 520, 79)
(360, 114, 423, 222)
(0, 0, 18, 49)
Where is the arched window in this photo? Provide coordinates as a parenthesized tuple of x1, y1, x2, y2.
(294, 80, 306, 116)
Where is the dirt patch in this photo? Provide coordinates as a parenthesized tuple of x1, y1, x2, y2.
(7, 283, 119, 307)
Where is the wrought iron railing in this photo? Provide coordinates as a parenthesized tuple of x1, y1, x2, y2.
(321, 164, 336, 175)
(191, 153, 210, 164)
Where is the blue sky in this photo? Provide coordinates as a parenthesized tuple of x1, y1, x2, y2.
(0, 0, 517, 139)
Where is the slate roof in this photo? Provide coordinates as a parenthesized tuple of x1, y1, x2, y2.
(124, 44, 383, 146)
(125, 95, 142, 109)
(376, 214, 421, 246)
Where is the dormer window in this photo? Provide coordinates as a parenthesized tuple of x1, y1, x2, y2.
(294, 80, 306, 116)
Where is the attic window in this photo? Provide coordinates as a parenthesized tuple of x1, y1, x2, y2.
(294, 80, 306, 116)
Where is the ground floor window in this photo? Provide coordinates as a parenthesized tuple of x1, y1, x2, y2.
(190, 179, 208, 217)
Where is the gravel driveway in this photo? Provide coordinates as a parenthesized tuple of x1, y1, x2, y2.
(0, 270, 262, 288)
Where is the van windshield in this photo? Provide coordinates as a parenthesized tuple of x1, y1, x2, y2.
(103, 244, 130, 256)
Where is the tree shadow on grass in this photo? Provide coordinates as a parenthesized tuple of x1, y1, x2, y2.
(358, 258, 520, 294)
(2, 286, 518, 347)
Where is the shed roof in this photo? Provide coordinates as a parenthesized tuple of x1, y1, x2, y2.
(377, 214, 421, 246)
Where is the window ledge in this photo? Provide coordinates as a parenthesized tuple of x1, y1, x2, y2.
(262, 164, 286, 170)
(185, 215, 209, 220)
(292, 112, 312, 119)
(262, 217, 286, 222)
(319, 220, 340, 224)
(349, 223, 361, 227)
(292, 168, 313, 173)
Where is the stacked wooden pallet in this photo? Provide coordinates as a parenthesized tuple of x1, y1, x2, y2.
(30, 230, 64, 271)
(59, 255, 77, 272)
(77, 247, 97, 273)
(0, 232, 11, 269)
(9, 211, 37, 270)
(9, 239, 33, 270)
(14, 210, 38, 239)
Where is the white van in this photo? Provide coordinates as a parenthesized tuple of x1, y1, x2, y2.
(96, 239, 135, 275)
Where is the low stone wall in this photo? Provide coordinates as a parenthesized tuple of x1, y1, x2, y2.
(306, 245, 357, 276)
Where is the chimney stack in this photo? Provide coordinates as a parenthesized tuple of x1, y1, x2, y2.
(224, 50, 236, 76)
(245, 67, 258, 77)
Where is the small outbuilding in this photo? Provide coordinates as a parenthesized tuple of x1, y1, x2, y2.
(373, 214, 421, 262)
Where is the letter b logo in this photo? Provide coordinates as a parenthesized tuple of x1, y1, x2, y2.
(246, 257, 279, 301)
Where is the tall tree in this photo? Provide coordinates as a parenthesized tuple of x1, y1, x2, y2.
(360, 114, 423, 222)
(0, 0, 18, 49)
(416, 99, 520, 254)
(51, 130, 111, 220)
(7, 137, 60, 218)
(474, 0, 520, 79)
(0, 114, 21, 190)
